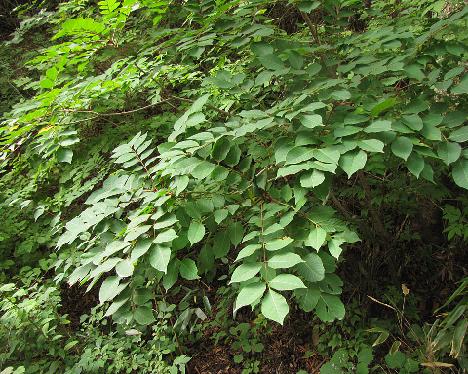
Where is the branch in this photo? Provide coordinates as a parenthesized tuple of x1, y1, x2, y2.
(300, 12, 321, 45)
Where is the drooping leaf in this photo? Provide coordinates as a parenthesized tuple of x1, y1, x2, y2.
(234, 282, 266, 312)
(305, 226, 327, 250)
(179, 258, 199, 280)
(188, 220, 205, 245)
(339, 150, 367, 178)
(149, 245, 171, 273)
(391, 137, 413, 161)
(229, 263, 262, 283)
(261, 289, 289, 325)
(269, 274, 306, 291)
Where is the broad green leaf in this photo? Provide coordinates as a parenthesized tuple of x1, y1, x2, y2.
(115, 259, 133, 278)
(235, 244, 261, 262)
(328, 239, 344, 259)
(258, 54, 285, 70)
(358, 139, 384, 153)
(391, 137, 413, 161)
(407, 153, 424, 178)
(131, 239, 152, 261)
(125, 225, 151, 242)
(229, 222, 244, 246)
(57, 148, 73, 163)
(297, 253, 325, 282)
(437, 142, 461, 165)
(402, 114, 423, 131)
(339, 150, 367, 178)
(234, 282, 266, 312)
(268, 252, 304, 269)
(300, 114, 323, 129)
(191, 161, 215, 179)
(300, 169, 325, 188)
(162, 261, 179, 290)
(295, 287, 321, 312)
(315, 294, 345, 322)
(188, 221, 205, 245)
(230, 263, 262, 283)
(154, 229, 177, 244)
(261, 289, 289, 325)
(314, 148, 340, 165)
(214, 209, 228, 224)
(285, 146, 315, 165)
(449, 126, 468, 143)
(370, 97, 397, 116)
(265, 237, 294, 251)
(212, 137, 231, 161)
(179, 258, 199, 280)
(365, 120, 392, 133)
(149, 245, 171, 273)
(452, 160, 468, 189)
(269, 274, 306, 290)
(134, 306, 155, 325)
(224, 145, 242, 166)
(305, 226, 327, 250)
(99, 276, 122, 303)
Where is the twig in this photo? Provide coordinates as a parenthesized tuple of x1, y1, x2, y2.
(300, 12, 321, 45)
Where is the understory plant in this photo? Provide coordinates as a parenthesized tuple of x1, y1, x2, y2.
(0, 0, 467, 372)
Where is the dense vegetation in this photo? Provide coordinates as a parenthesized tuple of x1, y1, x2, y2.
(0, 0, 467, 372)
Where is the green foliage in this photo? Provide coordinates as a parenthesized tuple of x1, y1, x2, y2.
(0, 0, 467, 371)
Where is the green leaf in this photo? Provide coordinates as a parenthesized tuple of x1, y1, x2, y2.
(235, 244, 261, 262)
(258, 54, 285, 70)
(449, 126, 468, 143)
(134, 306, 155, 325)
(57, 148, 73, 163)
(452, 159, 468, 189)
(191, 161, 215, 179)
(339, 150, 367, 178)
(300, 114, 323, 129)
(437, 142, 461, 165)
(229, 222, 244, 246)
(212, 137, 231, 161)
(451, 74, 468, 95)
(370, 97, 397, 116)
(407, 153, 424, 178)
(391, 137, 413, 161)
(261, 289, 289, 325)
(269, 274, 306, 290)
(163, 261, 179, 290)
(297, 253, 325, 282)
(328, 239, 344, 259)
(305, 226, 327, 250)
(99, 276, 121, 303)
(358, 139, 384, 153)
(149, 245, 171, 273)
(295, 287, 320, 312)
(314, 148, 340, 165)
(402, 114, 423, 131)
(365, 120, 392, 133)
(265, 237, 294, 251)
(268, 252, 304, 269)
(230, 263, 262, 283)
(125, 225, 151, 242)
(234, 282, 266, 312)
(188, 221, 205, 245)
(116, 259, 133, 278)
(179, 258, 199, 280)
(214, 209, 229, 224)
(315, 294, 345, 322)
(300, 169, 325, 188)
(154, 229, 177, 244)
